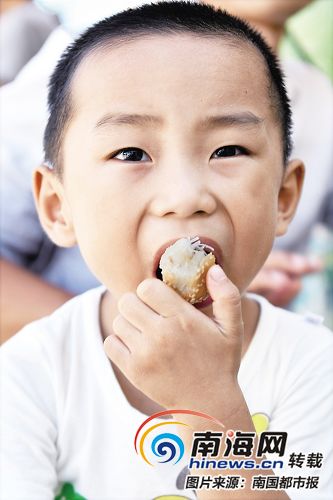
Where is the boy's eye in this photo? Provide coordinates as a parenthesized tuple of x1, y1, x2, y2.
(111, 148, 151, 162)
(211, 145, 247, 158)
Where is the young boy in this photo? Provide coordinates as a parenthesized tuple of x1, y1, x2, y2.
(1, 2, 332, 499)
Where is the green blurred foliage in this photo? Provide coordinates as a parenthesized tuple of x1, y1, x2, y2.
(280, 0, 333, 81)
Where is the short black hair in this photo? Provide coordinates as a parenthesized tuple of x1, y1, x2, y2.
(44, 1, 292, 177)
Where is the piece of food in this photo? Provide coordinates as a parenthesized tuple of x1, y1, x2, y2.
(159, 236, 216, 304)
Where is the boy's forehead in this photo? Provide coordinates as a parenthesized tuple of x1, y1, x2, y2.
(70, 34, 272, 125)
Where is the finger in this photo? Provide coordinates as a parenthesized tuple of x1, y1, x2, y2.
(112, 314, 141, 352)
(264, 251, 323, 275)
(118, 292, 159, 331)
(248, 269, 291, 294)
(289, 254, 322, 275)
(104, 334, 130, 372)
(136, 278, 190, 317)
(265, 278, 302, 307)
(206, 265, 243, 339)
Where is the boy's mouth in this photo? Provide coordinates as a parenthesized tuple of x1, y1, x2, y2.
(153, 236, 223, 280)
(194, 296, 213, 309)
(155, 266, 163, 280)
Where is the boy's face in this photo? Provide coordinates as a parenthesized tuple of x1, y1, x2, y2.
(39, 35, 302, 303)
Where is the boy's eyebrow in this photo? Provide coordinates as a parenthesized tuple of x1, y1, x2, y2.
(94, 113, 162, 130)
(201, 112, 264, 129)
(93, 111, 264, 131)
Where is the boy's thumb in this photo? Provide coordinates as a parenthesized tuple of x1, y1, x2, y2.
(206, 265, 243, 338)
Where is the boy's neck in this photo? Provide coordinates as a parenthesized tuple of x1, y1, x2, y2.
(99, 290, 260, 417)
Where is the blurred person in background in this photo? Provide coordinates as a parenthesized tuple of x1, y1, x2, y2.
(0, 0, 149, 342)
(206, 0, 333, 314)
(0, 0, 58, 85)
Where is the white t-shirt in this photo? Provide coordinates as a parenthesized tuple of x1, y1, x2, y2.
(1, 287, 333, 500)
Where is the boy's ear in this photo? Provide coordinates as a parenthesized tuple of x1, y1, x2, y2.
(276, 159, 305, 237)
(33, 165, 77, 247)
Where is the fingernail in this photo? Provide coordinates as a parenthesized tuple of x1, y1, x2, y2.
(210, 265, 225, 282)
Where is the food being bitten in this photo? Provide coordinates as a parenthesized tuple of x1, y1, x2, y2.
(159, 236, 216, 304)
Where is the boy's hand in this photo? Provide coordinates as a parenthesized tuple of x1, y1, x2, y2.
(248, 250, 322, 306)
(104, 265, 244, 411)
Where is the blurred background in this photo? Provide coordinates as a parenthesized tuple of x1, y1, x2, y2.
(0, 0, 332, 342)
(272, 0, 333, 328)
(279, 0, 333, 327)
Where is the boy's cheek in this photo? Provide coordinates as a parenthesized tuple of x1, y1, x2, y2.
(63, 193, 140, 287)
(227, 213, 277, 291)
(70, 224, 141, 293)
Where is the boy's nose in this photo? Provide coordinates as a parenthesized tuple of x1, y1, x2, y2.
(150, 167, 217, 218)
